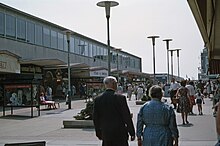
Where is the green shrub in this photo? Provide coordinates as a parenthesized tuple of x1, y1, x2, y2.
(74, 101, 94, 120)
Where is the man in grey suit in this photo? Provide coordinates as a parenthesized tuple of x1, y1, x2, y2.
(93, 76, 135, 146)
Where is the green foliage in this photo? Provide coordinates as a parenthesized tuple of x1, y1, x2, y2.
(74, 101, 94, 120)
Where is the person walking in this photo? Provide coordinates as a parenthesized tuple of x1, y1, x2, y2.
(176, 80, 192, 125)
(195, 89, 205, 115)
(169, 78, 180, 109)
(127, 84, 133, 101)
(93, 76, 135, 146)
(186, 81, 196, 115)
(136, 85, 179, 146)
(137, 85, 144, 101)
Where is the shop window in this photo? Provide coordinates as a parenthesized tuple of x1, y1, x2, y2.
(43, 27, 50, 47)
(92, 45, 97, 58)
(0, 12, 5, 35)
(27, 21, 35, 43)
(74, 38, 80, 54)
(17, 18, 26, 40)
(58, 32, 64, 50)
(6, 14, 16, 37)
(35, 24, 43, 45)
(64, 35, 67, 52)
(89, 43, 93, 57)
(103, 48, 107, 61)
(84, 42, 89, 56)
(79, 40, 85, 55)
(4, 84, 38, 106)
(51, 30, 58, 49)
(70, 37, 74, 53)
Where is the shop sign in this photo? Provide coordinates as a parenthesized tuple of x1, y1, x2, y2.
(21, 65, 42, 74)
(90, 69, 108, 77)
(0, 54, 20, 73)
(5, 84, 31, 89)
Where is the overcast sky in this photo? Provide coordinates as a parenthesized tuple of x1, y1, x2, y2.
(0, 0, 204, 80)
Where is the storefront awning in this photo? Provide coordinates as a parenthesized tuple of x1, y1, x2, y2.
(122, 70, 150, 78)
(20, 58, 66, 66)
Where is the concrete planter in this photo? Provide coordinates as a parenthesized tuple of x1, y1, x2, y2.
(63, 120, 94, 128)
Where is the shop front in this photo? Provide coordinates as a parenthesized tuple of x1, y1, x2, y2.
(0, 50, 21, 106)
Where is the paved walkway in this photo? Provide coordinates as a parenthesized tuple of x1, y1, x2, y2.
(0, 95, 218, 146)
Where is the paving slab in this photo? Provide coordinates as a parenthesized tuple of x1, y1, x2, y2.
(0, 95, 218, 146)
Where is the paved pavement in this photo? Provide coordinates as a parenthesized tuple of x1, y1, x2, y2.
(0, 95, 218, 146)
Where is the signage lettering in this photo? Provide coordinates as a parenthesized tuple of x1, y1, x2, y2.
(0, 61, 6, 69)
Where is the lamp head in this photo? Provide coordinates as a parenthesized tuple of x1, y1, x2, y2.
(163, 39, 172, 42)
(147, 35, 160, 45)
(97, 1, 119, 18)
(64, 30, 72, 41)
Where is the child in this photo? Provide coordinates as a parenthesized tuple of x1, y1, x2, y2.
(195, 90, 205, 115)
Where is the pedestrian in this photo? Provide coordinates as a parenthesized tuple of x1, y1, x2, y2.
(46, 86, 53, 101)
(176, 80, 192, 125)
(215, 102, 220, 145)
(169, 78, 180, 109)
(137, 85, 144, 101)
(186, 81, 196, 115)
(93, 76, 135, 146)
(195, 89, 205, 115)
(117, 83, 123, 94)
(127, 84, 133, 101)
(136, 85, 179, 146)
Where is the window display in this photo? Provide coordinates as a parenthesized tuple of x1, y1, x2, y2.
(4, 84, 38, 106)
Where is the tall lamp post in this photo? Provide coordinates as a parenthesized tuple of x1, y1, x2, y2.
(163, 39, 172, 83)
(147, 35, 160, 84)
(114, 48, 121, 82)
(174, 48, 181, 78)
(97, 1, 119, 76)
(65, 30, 71, 109)
(169, 49, 175, 80)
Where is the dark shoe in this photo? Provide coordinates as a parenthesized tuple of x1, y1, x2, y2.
(182, 122, 186, 125)
(186, 121, 189, 124)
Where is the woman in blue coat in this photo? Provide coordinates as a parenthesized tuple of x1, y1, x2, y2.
(136, 85, 179, 146)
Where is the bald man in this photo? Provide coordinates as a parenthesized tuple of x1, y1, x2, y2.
(93, 76, 135, 146)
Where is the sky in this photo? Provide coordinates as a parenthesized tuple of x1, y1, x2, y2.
(0, 0, 204, 80)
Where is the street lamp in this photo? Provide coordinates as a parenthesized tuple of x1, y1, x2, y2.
(113, 48, 122, 82)
(174, 48, 181, 78)
(147, 35, 160, 84)
(169, 49, 175, 80)
(65, 30, 71, 109)
(163, 39, 172, 83)
(97, 1, 119, 76)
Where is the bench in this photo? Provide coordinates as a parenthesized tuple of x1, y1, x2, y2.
(5, 141, 46, 146)
(40, 100, 60, 109)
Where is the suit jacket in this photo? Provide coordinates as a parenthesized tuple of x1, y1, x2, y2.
(93, 89, 135, 141)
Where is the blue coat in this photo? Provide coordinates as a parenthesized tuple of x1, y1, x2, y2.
(136, 99, 179, 146)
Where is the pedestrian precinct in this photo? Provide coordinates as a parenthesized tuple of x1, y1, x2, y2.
(93, 76, 135, 146)
(136, 85, 179, 146)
